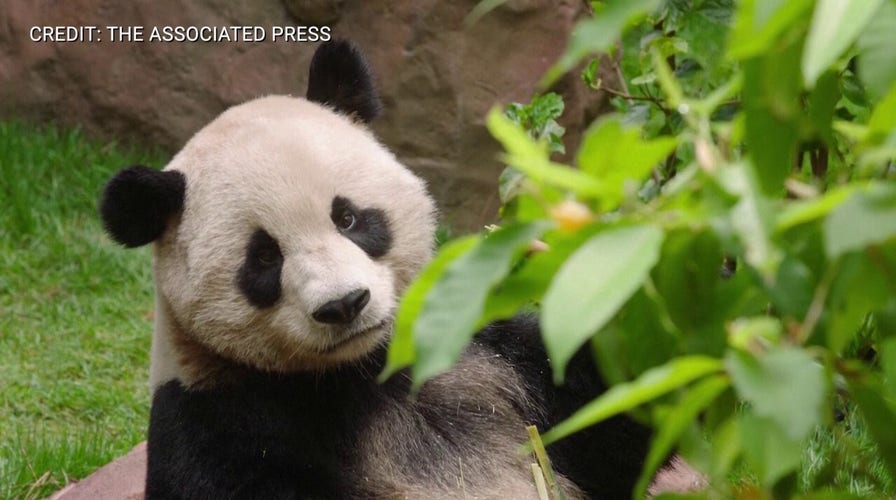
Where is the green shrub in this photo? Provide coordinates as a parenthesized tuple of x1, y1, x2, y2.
(385, 1, 896, 497)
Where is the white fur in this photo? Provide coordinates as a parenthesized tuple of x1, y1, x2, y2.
(149, 95, 436, 389)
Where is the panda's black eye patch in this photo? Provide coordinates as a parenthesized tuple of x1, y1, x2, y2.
(331, 196, 392, 258)
(237, 229, 283, 308)
(256, 245, 281, 266)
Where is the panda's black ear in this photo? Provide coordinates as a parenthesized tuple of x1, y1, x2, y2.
(99, 165, 186, 248)
(306, 39, 381, 123)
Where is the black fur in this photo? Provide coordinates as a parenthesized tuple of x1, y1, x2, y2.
(99, 165, 186, 247)
(147, 372, 377, 499)
(145, 316, 650, 499)
(306, 40, 381, 123)
(331, 196, 392, 258)
(475, 320, 652, 497)
(237, 229, 284, 308)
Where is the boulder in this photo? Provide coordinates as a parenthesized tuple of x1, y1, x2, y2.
(0, 0, 617, 230)
(47, 442, 706, 499)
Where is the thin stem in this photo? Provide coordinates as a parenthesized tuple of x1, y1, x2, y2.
(602, 86, 666, 104)
(613, 43, 633, 105)
(795, 260, 840, 344)
(526, 425, 565, 500)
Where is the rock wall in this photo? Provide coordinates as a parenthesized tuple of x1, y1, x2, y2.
(0, 0, 613, 230)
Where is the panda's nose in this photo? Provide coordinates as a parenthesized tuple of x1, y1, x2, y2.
(312, 288, 370, 324)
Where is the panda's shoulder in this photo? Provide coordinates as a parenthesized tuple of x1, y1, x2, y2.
(472, 313, 544, 360)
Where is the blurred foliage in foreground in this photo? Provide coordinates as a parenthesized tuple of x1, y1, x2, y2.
(385, 0, 896, 498)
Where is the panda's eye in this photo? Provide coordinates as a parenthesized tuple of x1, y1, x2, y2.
(238, 229, 283, 308)
(337, 210, 356, 231)
(256, 247, 280, 266)
(246, 230, 282, 267)
(330, 195, 392, 258)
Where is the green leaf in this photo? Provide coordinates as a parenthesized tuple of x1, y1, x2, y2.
(541, 0, 661, 87)
(728, 0, 813, 60)
(542, 224, 665, 383)
(630, 72, 657, 86)
(411, 222, 551, 388)
(807, 70, 840, 145)
(832, 119, 868, 142)
(540, 356, 724, 446)
(720, 164, 780, 276)
(857, 0, 896, 100)
(590, 325, 630, 389)
(827, 252, 892, 352)
(738, 412, 804, 486)
(693, 73, 743, 116)
(481, 226, 602, 325)
(381, 236, 479, 381)
(727, 317, 783, 352)
(497, 166, 525, 205)
(576, 116, 677, 211)
(499, 190, 551, 222)
(767, 257, 814, 318)
(741, 43, 802, 195)
(487, 108, 607, 197)
(824, 183, 896, 258)
(849, 380, 896, 480)
(582, 58, 601, 89)
(505, 93, 567, 155)
(602, 289, 682, 377)
(652, 48, 684, 107)
(839, 69, 873, 122)
(709, 416, 741, 484)
(634, 375, 730, 499)
(882, 337, 896, 403)
(867, 83, 896, 143)
(672, 0, 736, 88)
(878, 337, 896, 405)
(725, 348, 826, 441)
(774, 186, 855, 233)
(529, 93, 565, 132)
(802, 0, 883, 87)
(651, 230, 724, 337)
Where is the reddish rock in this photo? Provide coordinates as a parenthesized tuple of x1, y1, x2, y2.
(48, 442, 146, 500)
(0, 0, 615, 230)
(46, 442, 705, 498)
(282, 0, 345, 24)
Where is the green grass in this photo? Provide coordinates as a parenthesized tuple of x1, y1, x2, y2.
(0, 122, 167, 499)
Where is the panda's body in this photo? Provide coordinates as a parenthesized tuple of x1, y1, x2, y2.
(145, 317, 648, 499)
(100, 41, 651, 499)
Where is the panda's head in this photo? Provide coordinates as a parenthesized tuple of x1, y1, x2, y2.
(100, 41, 436, 381)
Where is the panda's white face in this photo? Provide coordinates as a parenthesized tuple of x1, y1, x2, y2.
(100, 41, 436, 384)
(151, 95, 435, 373)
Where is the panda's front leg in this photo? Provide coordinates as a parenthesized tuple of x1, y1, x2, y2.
(144, 380, 343, 500)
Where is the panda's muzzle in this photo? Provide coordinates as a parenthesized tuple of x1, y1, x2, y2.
(317, 318, 389, 354)
(312, 288, 370, 325)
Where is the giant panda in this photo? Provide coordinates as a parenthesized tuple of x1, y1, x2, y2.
(99, 40, 653, 499)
